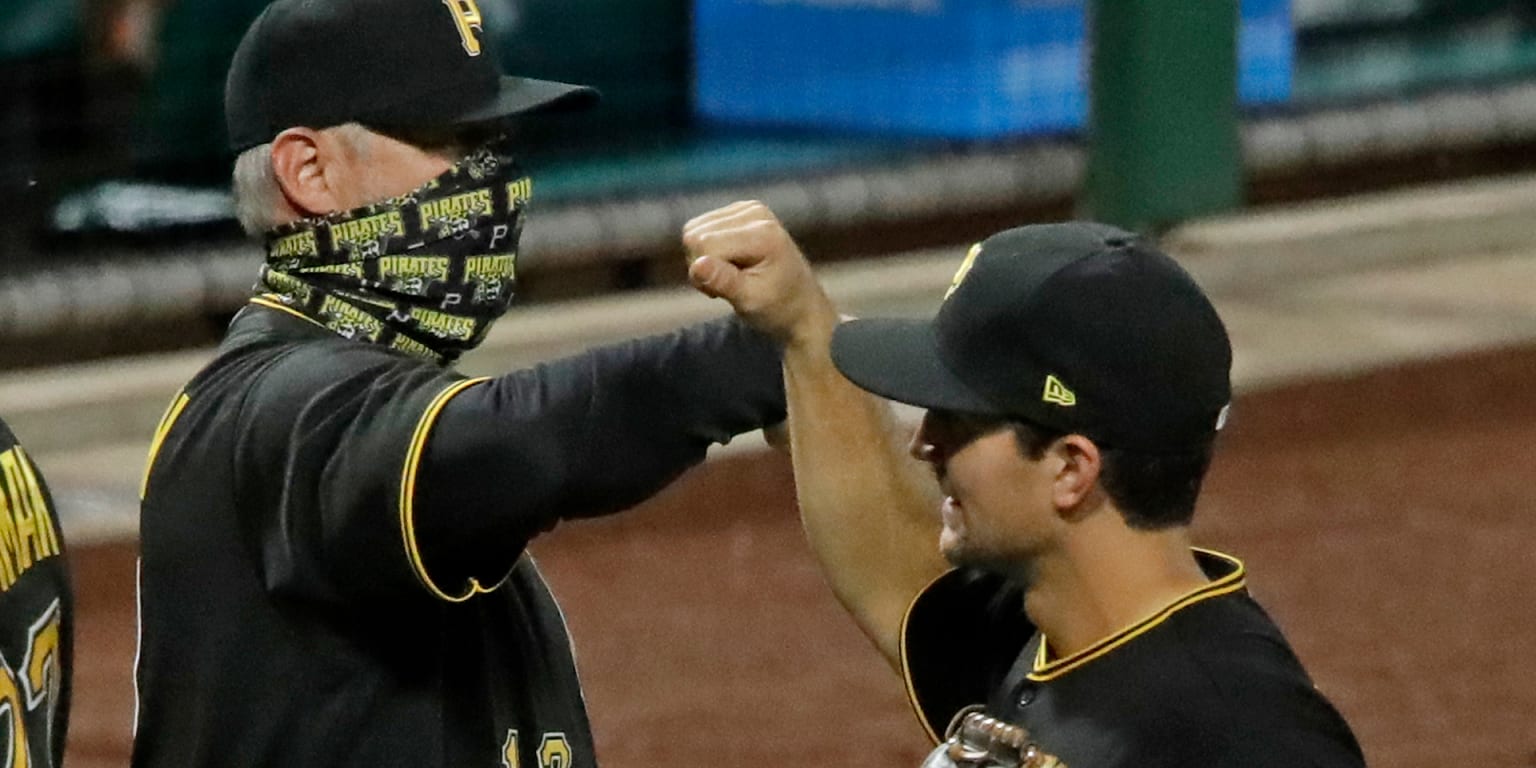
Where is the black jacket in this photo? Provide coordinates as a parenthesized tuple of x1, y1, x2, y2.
(134, 303, 786, 767)
(903, 551, 1365, 768)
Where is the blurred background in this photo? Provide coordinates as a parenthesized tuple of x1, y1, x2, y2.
(2, 0, 1535, 766)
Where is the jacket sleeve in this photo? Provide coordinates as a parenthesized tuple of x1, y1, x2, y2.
(901, 569, 1035, 744)
(235, 341, 464, 605)
(404, 315, 786, 600)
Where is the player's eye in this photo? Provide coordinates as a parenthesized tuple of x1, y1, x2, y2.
(924, 410, 1010, 452)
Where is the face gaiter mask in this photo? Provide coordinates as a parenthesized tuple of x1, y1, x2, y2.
(254, 135, 530, 365)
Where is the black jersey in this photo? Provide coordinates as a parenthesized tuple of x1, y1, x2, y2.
(902, 550, 1364, 768)
(0, 418, 72, 768)
(134, 302, 786, 768)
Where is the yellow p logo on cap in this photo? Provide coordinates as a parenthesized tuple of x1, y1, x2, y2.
(945, 242, 983, 299)
(442, 0, 485, 56)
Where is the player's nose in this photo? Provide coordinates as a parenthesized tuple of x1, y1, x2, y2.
(909, 415, 939, 464)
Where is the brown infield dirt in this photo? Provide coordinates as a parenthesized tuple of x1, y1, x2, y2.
(62, 344, 1536, 768)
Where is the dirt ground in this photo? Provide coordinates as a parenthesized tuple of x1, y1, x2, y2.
(62, 344, 1536, 767)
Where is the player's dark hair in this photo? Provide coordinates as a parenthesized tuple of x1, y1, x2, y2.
(1097, 443, 1214, 529)
(1010, 421, 1215, 530)
(1009, 421, 1064, 459)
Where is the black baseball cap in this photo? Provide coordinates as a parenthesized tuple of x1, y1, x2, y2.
(225, 0, 600, 152)
(830, 222, 1233, 453)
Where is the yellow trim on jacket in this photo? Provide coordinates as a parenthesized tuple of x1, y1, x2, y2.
(398, 376, 493, 602)
(1029, 549, 1246, 681)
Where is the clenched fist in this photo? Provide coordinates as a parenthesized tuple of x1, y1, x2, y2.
(682, 201, 839, 347)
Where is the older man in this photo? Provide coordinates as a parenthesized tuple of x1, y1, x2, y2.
(133, 2, 786, 766)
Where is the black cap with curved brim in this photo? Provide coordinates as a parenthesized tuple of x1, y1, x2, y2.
(225, 0, 599, 153)
(828, 318, 1000, 415)
(830, 222, 1234, 453)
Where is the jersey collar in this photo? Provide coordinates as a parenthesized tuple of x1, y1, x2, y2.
(1028, 548, 1246, 682)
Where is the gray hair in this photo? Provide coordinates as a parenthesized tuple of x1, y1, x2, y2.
(230, 123, 375, 238)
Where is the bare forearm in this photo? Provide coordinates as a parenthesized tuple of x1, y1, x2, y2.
(677, 200, 947, 666)
(782, 323, 948, 667)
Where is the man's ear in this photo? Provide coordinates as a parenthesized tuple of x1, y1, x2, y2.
(270, 127, 340, 218)
(1050, 434, 1103, 516)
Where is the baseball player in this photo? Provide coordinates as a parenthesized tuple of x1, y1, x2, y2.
(684, 202, 1365, 767)
(0, 417, 72, 768)
(133, 2, 786, 767)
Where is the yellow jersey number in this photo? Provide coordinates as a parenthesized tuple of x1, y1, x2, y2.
(501, 730, 573, 768)
(0, 599, 64, 767)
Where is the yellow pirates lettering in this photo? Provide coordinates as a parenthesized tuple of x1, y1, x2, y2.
(1043, 375, 1077, 407)
(328, 211, 405, 251)
(0, 481, 18, 589)
(442, 0, 485, 56)
(0, 448, 61, 593)
(270, 229, 318, 259)
(264, 271, 313, 303)
(390, 334, 438, 359)
(420, 189, 494, 229)
(945, 242, 983, 299)
(410, 307, 477, 340)
(309, 262, 366, 279)
(507, 176, 533, 206)
(320, 296, 385, 340)
(464, 255, 515, 281)
(12, 449, 58, 569)
(378, 256, 452, 280)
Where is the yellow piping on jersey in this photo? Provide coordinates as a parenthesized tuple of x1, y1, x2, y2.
(399, 376, 493, 602)
(1028, 549, 1246, 682)
(899, 568, 960, 746)
(140, 392, 190, 499)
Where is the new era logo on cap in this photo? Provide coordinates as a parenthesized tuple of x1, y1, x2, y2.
(1043, 375, 1076, 407)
